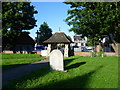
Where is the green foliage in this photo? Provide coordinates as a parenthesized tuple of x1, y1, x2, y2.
(37, 22, 52, 45)
(91, 49, 106, 57)
(97, 49, 106, 57)
(3, 56, 118, 88)
(2, 2, 38, 33)
(2, 2, 38, 51)
(91, 52, 97, 57)
(86, 36, 99, 46)
(64, 2, 120, 45)
(67, 35, 72, 41)
(2, 53, 43, 70)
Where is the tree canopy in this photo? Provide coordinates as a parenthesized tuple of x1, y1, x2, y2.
(64, 2, 120, 45)
(2, 2, 38, 35)
(36, 22, 52, 45)
(2, 2, 38, 51)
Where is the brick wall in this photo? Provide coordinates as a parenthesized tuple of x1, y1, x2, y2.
(3, 51, 13, 53)
(2, 51, 41, 54)
(105, 52, 116, 56)
(74, 52, 117, 56)
(36, 51, 41, 55)
(74, 52, 91, 56)
(2, 51, 117, 56)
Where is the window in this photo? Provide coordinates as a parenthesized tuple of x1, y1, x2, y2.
(81, 43, 84, 46)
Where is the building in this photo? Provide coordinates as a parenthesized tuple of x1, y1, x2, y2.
(44, 32, 73, 57)
(73, 35, 87, 47)
(4, 32, 35, 53)
(15, 32, 35, 53)
(71, 35, 87, 52)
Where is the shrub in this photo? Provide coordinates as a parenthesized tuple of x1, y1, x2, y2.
(97, 49, 106, 57)
(91, 52, 97, 57)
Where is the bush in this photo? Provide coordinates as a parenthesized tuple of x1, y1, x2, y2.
(91, 49, 106, 57)
(91, 52, 97, 57)
(97, 49, 106, 57)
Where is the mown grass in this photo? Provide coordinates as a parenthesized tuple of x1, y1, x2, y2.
(3, 56, 118, 88)
(2, 53, 43, 70)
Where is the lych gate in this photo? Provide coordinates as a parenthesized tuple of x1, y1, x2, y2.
(44, 32, 72, 57)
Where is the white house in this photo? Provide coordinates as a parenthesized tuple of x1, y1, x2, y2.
(71, 35, 87, 51)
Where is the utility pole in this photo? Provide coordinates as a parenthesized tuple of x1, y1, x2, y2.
(36, 30, 39, 45)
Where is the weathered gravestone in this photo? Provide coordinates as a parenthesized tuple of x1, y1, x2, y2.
(49, 49, 64, 71)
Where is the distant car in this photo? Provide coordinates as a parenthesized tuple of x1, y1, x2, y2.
(82, 48, 93, 52)
(35, 45, 44, 51)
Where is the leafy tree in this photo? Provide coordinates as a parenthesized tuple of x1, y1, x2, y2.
(36, 22, 52, 45)
(2, 2, 38, 52)
(64, 2, 120, 46)
(67, 35, 72, 41)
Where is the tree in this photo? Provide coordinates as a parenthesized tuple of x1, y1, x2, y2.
(36, 22, 52, 45)
(67, 35, 72, 41)
(2, 2, 38, 52)
(64, 2, 120, 46)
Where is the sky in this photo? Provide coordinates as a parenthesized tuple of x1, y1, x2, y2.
(29, 2, 75, 39)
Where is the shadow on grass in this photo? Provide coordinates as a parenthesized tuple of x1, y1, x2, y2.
(64, 56, 86, 70)
(64, 57, 80, 66)
(65, 62, 86, 70)
(3, 66, 51, 88)
(2, 58, 44, 71)
(35, 66, 103, 88)
(2, 64, 28, 71)
(3, 57, 103, 88)
(2, 61, 49, 87)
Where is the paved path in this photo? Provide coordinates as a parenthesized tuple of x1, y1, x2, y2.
(2, 60, 49, 86)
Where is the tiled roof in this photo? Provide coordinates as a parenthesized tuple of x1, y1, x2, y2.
(74, 36, 82, 40)
(44, 32, 72, 44)
(16, 32, 35, 45)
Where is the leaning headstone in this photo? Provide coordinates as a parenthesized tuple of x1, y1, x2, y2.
(49, 49, 64, 71)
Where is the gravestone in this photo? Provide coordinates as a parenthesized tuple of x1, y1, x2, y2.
(49, 49, 64, 71)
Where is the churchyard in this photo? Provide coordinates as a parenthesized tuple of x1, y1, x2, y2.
(2, 2, 119, 89)
(2, 53, 118, 88)
(2, 31, 119, 88)
(2, 53, 43, 70)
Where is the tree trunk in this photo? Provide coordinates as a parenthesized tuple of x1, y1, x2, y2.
(111, 43, 120, 56)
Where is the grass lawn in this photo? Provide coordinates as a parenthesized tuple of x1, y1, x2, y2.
(2, 53, 43, 70)
(3, 56, 118, 88)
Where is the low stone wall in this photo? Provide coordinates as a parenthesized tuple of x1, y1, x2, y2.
(2, 51, 117, 56)
(105, 52, 116, 56)
(36, 51, 41, 55)
(74, 52, 91, 56)
(3, 51, 13, 53)
(74, 52, 117, 56)
(2, 50, 41, 54)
